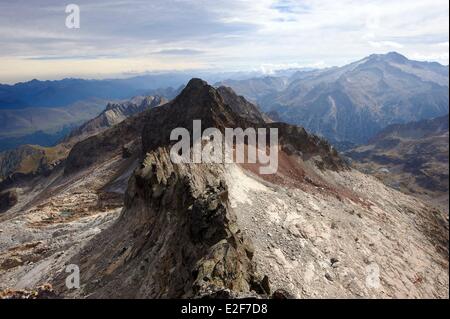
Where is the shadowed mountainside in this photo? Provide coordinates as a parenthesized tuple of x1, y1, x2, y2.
(0, 95, 166, 181)
(0, 99, 108, 152)
(346, 114, 449, 211)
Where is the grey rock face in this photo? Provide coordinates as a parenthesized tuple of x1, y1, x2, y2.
(0, 189, 17, 214)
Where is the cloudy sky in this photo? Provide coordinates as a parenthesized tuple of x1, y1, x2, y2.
(0, 0, 448, 83)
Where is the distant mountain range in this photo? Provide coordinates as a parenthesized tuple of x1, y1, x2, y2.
(0, 95, 165, 181)
(346, 114, 449, 211)
(0, 70, 304, 110)
(1, 52, 448, 154)
(0, 70, 305, 151)
(0, 99, 107, 152)
(219, 52, 449, 145)
(0, 75, 187, 109)
(0, 80, 183, 152)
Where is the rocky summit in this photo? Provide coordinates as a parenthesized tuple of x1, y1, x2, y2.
(0, 79, 448, 299)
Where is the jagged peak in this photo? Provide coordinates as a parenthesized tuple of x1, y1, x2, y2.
(384, 51, 408, 63)
(216, 86, 268, 124)
(170, 79, 266, 124)
(365, 51, 408, 64)
(104, 95, 163, 112)
(167, 78, 232, 122)
(185, 78, 209, 89)
(174, 78, 220, 105)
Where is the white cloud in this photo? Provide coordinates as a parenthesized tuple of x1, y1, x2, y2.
(437, 41, 450, 47)
(410, 52, 450, 63)
(258, 61, 326, 74)
(368, 41, 404, 49)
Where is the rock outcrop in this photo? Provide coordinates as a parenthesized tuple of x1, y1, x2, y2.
(59, 148, 267, 298)
(0, 144, 67, 181)
(0, 189, 18, 214)
(0, 284, 56, 299)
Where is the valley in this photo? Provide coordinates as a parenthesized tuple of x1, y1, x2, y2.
(346, 115, 449, 212)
